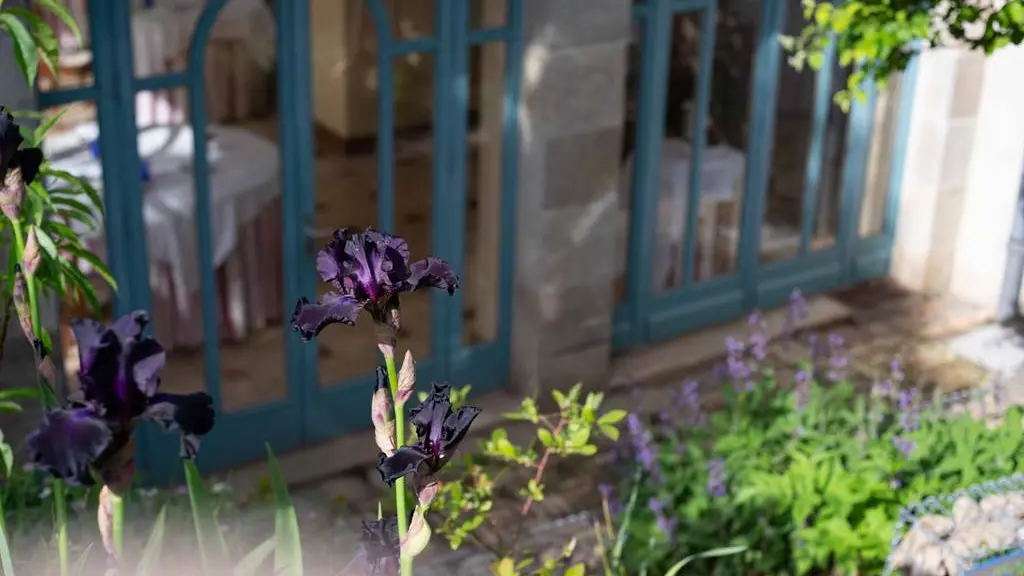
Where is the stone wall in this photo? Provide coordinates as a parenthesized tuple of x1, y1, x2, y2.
(890, 44, 1024, 313)
(509, 0, 632, 398)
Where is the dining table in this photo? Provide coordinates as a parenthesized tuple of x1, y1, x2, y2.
(44, 121, 284, 351)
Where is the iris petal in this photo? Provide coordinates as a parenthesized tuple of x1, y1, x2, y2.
(290, 292, 363, 340)
(69, 317, 107, 375)
(25, 408, 112, 485)
(127, 337, 165, 397)
(442, 405, 482, 454)
(108, 310, 150, 344)
(10, 148, 42, 185)
(376, 447, 430, 486)
(145, 392, 215, 458)
(407, 257, 459, 294)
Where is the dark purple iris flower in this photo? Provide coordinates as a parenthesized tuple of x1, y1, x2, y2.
(25, 312, 215, 485)
(0, 106, 42, 186)
(359, 516, 401, 576)
(290, 228, 459, 341)
(376, 381, 481, 486)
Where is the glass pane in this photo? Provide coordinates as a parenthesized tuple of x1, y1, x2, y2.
(394, 51, 435, 364)
(464, 42, 505, 346)
(471, 0, 506, 28)
(310, 0, 379, 386)
(655, 2, 758, 287)
(391, 0, 434, 40)
(37, 0, 94, 91)
(614, 17, 643, 303)
(859, 75, 904, 237)
(812, 63, 852, 250)
(761, 7, 814, 263)
(129, 1, 276, 128)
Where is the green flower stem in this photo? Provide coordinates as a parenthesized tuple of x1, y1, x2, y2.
(384, 353, 412, 576)
(13, 221, 68, 576)
(112, 494, 124, 557)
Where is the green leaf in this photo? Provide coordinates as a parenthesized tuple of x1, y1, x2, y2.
(0, 12, 38, 87)
(4, 7, 56, 77)
(136, 507, 167, 576)
(598, 409, 627, 426)
(70, 543, 93, 576)
(537, 428, 555, 448)
(32, 227, 58, 259)
(0, 441, 13, 477)
(663, 545, 748, 576)
(0, 498, 15, 576)
(33, 108, 68, 143)
(564, 563, 585, 576)
(184, 460, 227, 574)
(599, 424, 620, 442)
(233, 537, 275, 576)
(32, 0, 81, 44)
(62, 245, 117, 291)
(265, 444, 303, 576)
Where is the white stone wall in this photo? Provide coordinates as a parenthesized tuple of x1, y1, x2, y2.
(891, 44, 1024, 314)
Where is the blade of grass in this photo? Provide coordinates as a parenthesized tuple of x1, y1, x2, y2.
(184, 460, 227, 574)
(264, 445, 302, 576)
(136, 507, 167, 576)
(53, 480, 69, 576)
(0, 495, 16, 576)
(70, 543, 92, 576)
(233, 537, 275, 576)
(663, 545, 749, 576)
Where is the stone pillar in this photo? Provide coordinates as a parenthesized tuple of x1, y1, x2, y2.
(510, 0, 632, 397)
(890, 44, 1024, 313)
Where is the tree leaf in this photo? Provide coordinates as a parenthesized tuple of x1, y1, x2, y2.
(265, 444, 303, 576)
(136, 507, 167, 576)
(31, 0, 81, 45)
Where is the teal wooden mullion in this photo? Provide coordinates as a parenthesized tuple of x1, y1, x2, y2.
(881, 54, 921, 244)
(799, 37, 837, 255)
(494, 0, 523, 368)
(438, 0, 469, 366)
(737, 0, 787, 310)
(36, 85, 97, 108)
(624, 0, 672, 346)
(680, 0, 718, 286)
(370, 1, 396, 233)
(836, 74, 878, 283)
(276, 0, 315, 441)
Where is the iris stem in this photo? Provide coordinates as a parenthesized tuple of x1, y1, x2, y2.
(112, 493, 124, 558)
(384, 353, 413, 576)
(12, 220, 67, 576)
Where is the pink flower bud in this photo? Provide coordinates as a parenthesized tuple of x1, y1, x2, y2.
(415, 479, 440, 508)
(396, 350, 416, 405)
(13, 267, 32, 342)
(21, 227, 40, 276)
(0, 168, 24, 222)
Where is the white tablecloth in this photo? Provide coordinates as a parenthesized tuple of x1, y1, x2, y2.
(43, 123, 281, 315)
(617, 139, 746, 286)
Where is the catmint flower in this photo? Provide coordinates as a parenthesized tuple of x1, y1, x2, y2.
(794, 370, 811, 411)
(725, 336, 745, 357)
(648, 497, 677, 540)
(809, 334, 826, 362)
(676, 380, 705, 425)
(892, 436, 916, 457)
(826, 333, 847, 382)
(747, 311, 768, 362)
(889, 477, 903, 489)
(890, 358, 905, 385)
(598, 483, 613, 501)
(898, 388, 920, 432)
(706, 458, 727, 498)
(626, 413, 659, 475)
(782, 289, 808, 338)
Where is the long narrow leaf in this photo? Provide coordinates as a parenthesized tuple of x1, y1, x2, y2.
(31, 0, 81, 44)
(0, 496, 16, 576)
(265, 445, 302, 576)
(70, 543, 92, 576)
(184, 460, 227, 575)
(136, 507, 167, 576)
(0, 13, 38, 86)
(233, 538, 275, 576)
(662, 545, 749, 576)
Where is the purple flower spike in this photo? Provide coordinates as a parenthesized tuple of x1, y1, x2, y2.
(26, 312, 215, 485)
(291, 228, 459, 341)
(706, 458, 727, 498)
(376, 382, 481, 486)
(892, 436, 916, 457)
(598, 483, 614, 501)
